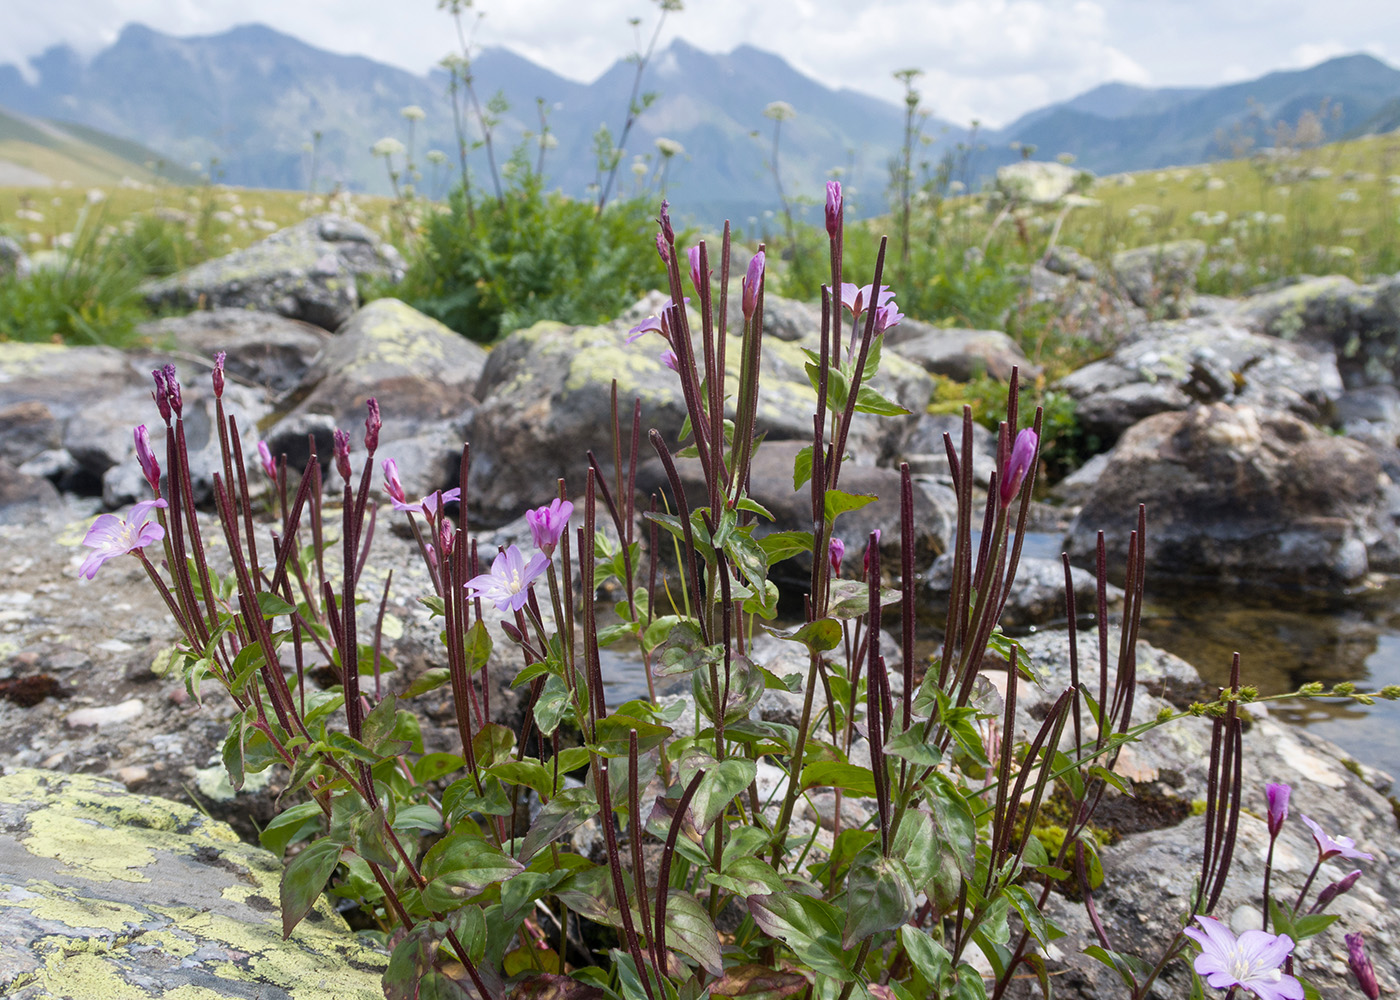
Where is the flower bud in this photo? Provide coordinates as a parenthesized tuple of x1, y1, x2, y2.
(151, 369, 171, 423)
(999, 428, 1038, 508)
(829, 536, 846, 577)
(161, 364, 182, 417)
(688, 244, 705, 296)
(742, 250, 765, 321)
(1313, 869, 1362, 911)
(134, 425, 160, 490)
(1265, 782, 1290, 839)
(382, 459, 407, 504)
(333, 429, 352, 482)
(257, 441, 276, 479)
(658, 199, 674, 245)
(825, 180, 843, 237)
(655, 231, 670, 264)
(364, 397, 382, 453)
(1346, 933, 1380, 1000)
(211, 351, 226, 398)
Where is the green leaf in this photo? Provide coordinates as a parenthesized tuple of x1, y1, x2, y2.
(403, 667, 451, 699)
(534, 673, 572, 737)
(853, 384, 911, 417)
(442, 776, 513, 823)
(735, 496, 774, 521)
(256, 591, 298, 618)
(926, 772, 977, 879)
(899, 926, 953, 985)
(662, 889, 724, 976)
(420, 833, 525, 911)
(764, 618, 842, 654)
(884, 726, 943, 767)
(792, 445, 814, 491)
(1291, 912, 1341, 939)
(598, 621, 639, 647)
(1004, 884, 1063, 949)
(801, 761, 877, 797)
(472, 721, 516, 768)
(688, 756, 757, 832)
(758, 530, 814, 564)
(708, 965, 808, 1000)
(1084, 945, 1152, 992)
(824, 488, 878, 523)
(509, 975, 606, 1000)
(520, 787, 598, 862)
(361, 693, 399, 750)
(746, 892, 853, 981)
(642, 615, 683, 653)
(260, 801, 323, 855)
(842, 852, 916, 947)
(590, 713, 672, 757)
(412, 752, 465, 784)
(280, 838, 343, 937)
(489, 760, 556, 797)
(706, 855, 787, 898)
(889, 808, 939, 888)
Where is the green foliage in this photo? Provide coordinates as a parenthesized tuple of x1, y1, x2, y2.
(388, 172, 668, 342)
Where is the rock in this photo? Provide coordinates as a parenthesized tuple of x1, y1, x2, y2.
(996, 161, 1093, 205)
(0, 344, 145, 423)
(0, 234, 31, 280)
(1048, 451, 1110, 507)
(0, 402, 61, 467)
(0, 459, 61, 520)
(138, 308, 332, 394)
(899, 414, 999, 485)
(0, 768, 385, 999)
(468, 309, 933, 525)
(65, 698, 144, 728)
(1110, 239, 1206, 316)
(1236, 272, 1400, 389)
(1043, 245, 1100, 282)
(1022, 263, 1145, 348)
(140, 214, 405, 331)
(264, 298, 483, 479)
(999, 629, 1400, 999)
(924, 554, 1122, 628)
(1065, 403, 1393, 587)
(1057, 316, 1341, 443)
(888, 327, 1035, 382)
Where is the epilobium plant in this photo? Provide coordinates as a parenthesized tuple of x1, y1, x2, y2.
(83, 187, 1393, 1000)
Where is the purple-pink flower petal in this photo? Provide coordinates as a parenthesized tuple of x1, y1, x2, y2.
(999, 428, 1038, 508)
(79, 499, 168, 580)
(1301, 814, 1373, 861)
(1183, 916, 1302, 1000)
(1265, 783, 1290, 838)
(464, 544, 549, 612)
(526, 498, 574, 557)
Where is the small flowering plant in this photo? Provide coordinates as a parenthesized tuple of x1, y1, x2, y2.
(95, 187, 1392, 1000)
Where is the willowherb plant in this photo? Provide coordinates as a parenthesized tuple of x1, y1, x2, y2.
(82, 185, 1392, 1000)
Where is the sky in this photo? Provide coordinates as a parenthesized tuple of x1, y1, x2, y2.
(1, 0, 1397, 127)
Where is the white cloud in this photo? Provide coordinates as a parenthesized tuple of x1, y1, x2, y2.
(1290, 40, 1351, 68)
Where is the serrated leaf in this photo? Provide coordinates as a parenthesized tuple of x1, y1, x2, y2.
(280, 838, 343, 937)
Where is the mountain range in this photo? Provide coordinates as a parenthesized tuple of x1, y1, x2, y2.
(2, 23, 1399, 222)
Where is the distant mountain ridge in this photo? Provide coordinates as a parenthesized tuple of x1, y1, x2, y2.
(1, 24, 1398, 219)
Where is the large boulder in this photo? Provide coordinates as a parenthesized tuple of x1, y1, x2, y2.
(1111, 239, 1206, 317)
(467, 313, 933, 525)
(141, 215, 405, 330)
(1236, 273, 1400, 389)
(138, 308, 331, 395)
(263, 298, 485, 487)
(887, 327, 1034, 382)
(1057, 317, 1341, 443)
(1065, 403, 1395, 587)
(0, 769, 386, 999)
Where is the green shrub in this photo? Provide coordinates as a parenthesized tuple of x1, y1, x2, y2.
(388, 173, 669, 342)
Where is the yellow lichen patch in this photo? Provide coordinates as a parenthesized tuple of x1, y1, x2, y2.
(0, 880, 148, 932)
(20, 810, 155, 884)
(34, 951, 153, 1000)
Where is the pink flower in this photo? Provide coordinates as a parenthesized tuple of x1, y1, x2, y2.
(526, 499, 574, 557)
(626, 297, 688, 344)
(1300, 815, 1373, 861)
(464, 544, 549, 613)
(1182, 916, 1302, 1000)
(79, 500, 168, 580)
(1265, 783, 1290, 839)
(829, 536, 846, 577)
(382, 459, 459, 515)
(742, 251, 765, 321)
(840, 283, 896, 323)
(825, 181, 842, 237)
(874, 303, 903, 335)
(999, 428, 1038, 508)
(257, 441, 276, 479)
(659, 349, 679, 373)
(1346, 933, 1380, 1000)
(134, 425, 160, 490)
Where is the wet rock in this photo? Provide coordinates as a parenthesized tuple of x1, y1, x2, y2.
(1057, 317, 1341, 444)
(138, 308, 331, 394)
(1110, 238, 1206, 316)
(141, 214, 405, 330)
(1065, 403, 1393, 587)
(0, 769, 385, 999)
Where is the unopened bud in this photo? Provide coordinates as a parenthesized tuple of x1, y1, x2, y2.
(333, 429, 352, 482)
(211, 351, 226, 398)
(364, 397, 382, 453)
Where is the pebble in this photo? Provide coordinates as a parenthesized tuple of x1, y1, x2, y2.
(115, 765, 149, 789)
(65, 698, 144, 728)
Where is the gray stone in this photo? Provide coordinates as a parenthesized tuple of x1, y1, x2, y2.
(924, 553, 1122, 628)
(0, 402, 60, 467)
(0, 459, 61, 520)
(1065, 403, 1393, 587)
(1043, 245, 1100, 282)
(0, 768, 385, 999)
(1057, 317, 1341, 443)
(141, 214, 405, 330)
(1111, 239, 1207, 316)
(0, 234, 30, 280)
(138, 309, 331, 395)
(888, 327, 1035, 382)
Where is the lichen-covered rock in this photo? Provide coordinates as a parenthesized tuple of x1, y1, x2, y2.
(138, 309, 331, 395)
(1057, 316, 1341, 442)
(0, 768, 386, 999)
(1065, 403, 1395, 586)
(1236, 272, 1400, 389)
(887, 327, 1034, 382)
(263, 298, 484, 483)
(468, 314, 933, 525)
(1111, 238, 1206, 316)
(141, 215, 405, 330)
